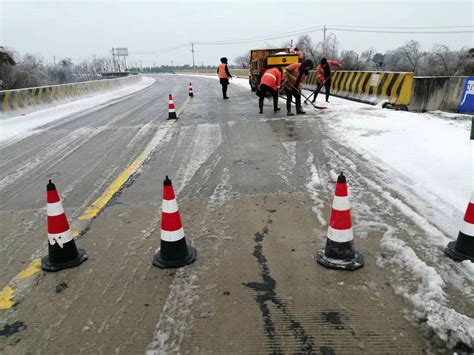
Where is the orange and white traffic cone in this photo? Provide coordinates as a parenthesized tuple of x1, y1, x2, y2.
(41, 180, 87, 272)
(445, 192, 474, 262)
(168, 94, 177, 120)
(188, 83, 194, 97)
(316, 172, 364, 270)
(153, 176, 196, 268)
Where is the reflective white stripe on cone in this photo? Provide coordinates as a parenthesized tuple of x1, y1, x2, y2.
(161, 228, 185, 242)
(48, 230, 73, 248)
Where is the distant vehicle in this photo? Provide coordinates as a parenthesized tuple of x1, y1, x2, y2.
(248, 48, 299, 91)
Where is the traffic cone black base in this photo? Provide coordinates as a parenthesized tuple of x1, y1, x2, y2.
(153, 240, 196, 268)
(41, 246, 87, 272)
(445, 232, 474, 262)
(316, 247, 364, 271)
(168, 112, 177, 120)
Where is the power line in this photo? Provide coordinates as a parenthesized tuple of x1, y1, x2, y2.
(327, 27, 474, 34)
(327, 24, 474, 29)
(128, 24, 473, 55)
(130, 43, 190, 55)
(195, 26, 324, 45)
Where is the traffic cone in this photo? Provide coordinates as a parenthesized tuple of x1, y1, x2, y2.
(316, 172, 364, 270)
(41, 180, 87, 272)
(153, 176, 196, 268)
(168, 94, 177, 120)
(188, 83, 194, 97)
(445, 192, 474, 262)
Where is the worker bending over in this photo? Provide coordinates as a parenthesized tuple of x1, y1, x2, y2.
(258, 67, 282, 114)
(283, 59, 314, 116)
(217, 57, 232, 99)
(312, 58, 341, 103)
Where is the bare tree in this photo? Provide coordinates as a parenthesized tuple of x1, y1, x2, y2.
(399, 40, 423, 74)
(234, 52, 250, 69)
(430, 44, 451, 75)
(324, 32, 340, 59)
(340, 50, 361, 70)
(294, 35, 317, 62)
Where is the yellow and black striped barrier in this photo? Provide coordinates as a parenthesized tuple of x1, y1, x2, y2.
(304, 70, 414, 107)
(0, 75, 142, 114)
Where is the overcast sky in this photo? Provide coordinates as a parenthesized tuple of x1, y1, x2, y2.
(1, 0, 473, 67)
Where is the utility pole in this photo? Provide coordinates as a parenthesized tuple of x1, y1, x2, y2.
(53, 56, 56, 65)
(290, 39, 293, 48)
(323, 25, 327, 55)
(191, 42, 195, 69)
(112, 47, 116, 72)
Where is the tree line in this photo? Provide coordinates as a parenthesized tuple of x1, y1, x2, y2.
(234, 34, 474, 76)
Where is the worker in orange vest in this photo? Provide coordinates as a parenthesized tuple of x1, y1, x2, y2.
(258, 67, 282, 114)
(283, 59, 314, 116)
(312, 57, 341, 103)
(217, 57, 232, 99)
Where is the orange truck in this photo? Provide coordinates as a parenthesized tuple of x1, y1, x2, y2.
(249, 48, 299, 91)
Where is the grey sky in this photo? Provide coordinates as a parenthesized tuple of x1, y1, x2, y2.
(1, 0, 473, 67)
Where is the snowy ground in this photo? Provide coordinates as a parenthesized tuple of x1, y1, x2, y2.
(0, 76, 156, 144)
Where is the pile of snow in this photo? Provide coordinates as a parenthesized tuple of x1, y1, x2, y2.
(321, 97, 472, 234)
(0, 76, 155, 144)
(378, 229, 474, 349)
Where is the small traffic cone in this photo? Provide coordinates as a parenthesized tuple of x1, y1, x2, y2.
(168, 94, 177, 120)
(188, 83, 194, 97)
(316, 172, 364, 270)
(153, 176, 196, 268)
(41, 180, 87, 272)
(445, 192, 474, 262)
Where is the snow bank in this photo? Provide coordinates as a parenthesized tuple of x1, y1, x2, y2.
(322, 97, 472, 234)
(377, 229, 474, 349)
(0, 76, 155, 144)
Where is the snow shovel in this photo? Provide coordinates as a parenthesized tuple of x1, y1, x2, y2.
(286, 83, 327, 110)
(304, 77, 330, 105)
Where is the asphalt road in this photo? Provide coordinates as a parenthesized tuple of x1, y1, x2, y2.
(0, 74, 472, 353)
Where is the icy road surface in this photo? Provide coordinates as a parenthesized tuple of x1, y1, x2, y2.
(1, 74, 472, 353)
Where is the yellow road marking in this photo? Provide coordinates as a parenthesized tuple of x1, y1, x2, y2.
(79, 96, 190, 221)
(0, 286, 15, 309)
(0, 95, 191, 311)
(0, 260, 42, 309)
(16, 259, 41, 280)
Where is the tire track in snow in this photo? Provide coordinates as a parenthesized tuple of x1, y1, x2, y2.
(147, 154, 233, 354)
(174, 123, 223, 195)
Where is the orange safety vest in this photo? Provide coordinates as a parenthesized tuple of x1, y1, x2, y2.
(284, 63, 305, 91)
(218, 63, 229, 79)
(260, 67, 282, 91)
